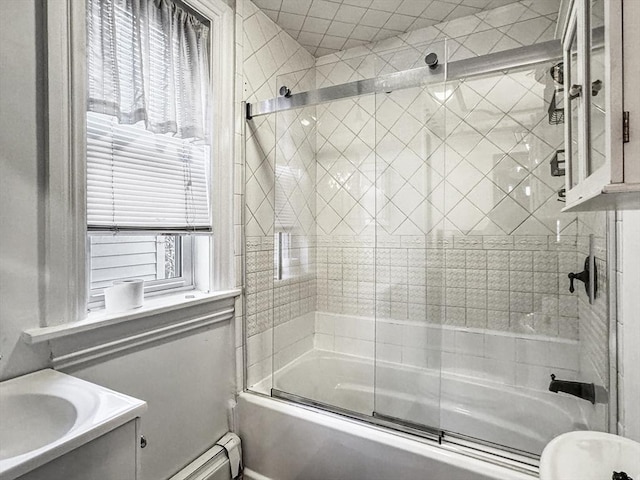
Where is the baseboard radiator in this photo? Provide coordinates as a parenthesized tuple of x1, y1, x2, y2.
(170, 433, 243, 480)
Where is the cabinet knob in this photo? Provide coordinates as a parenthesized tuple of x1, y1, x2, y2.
(569, 84, 583, 99)
(140, 435, 147, 448)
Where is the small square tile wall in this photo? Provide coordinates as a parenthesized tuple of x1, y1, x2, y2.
(575, 212, 610, 393)
(316, 235, 580, 339)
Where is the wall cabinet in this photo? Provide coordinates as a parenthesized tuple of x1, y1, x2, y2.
(561, 0, 640, 211)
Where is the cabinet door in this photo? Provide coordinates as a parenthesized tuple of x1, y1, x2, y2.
(589, 0, 607, 176)
(563, 0, 625, 209)
(563, 1, 586, 191)
(18, 422, 138, 480)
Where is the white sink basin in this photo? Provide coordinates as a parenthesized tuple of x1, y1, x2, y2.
(1, 393, 76, 459)
(540, 431, 640, 480)
(0, 369, 146, 480)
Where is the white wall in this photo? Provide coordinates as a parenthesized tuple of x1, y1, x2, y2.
(618, 209, 640, 442)
(0, 1, 240, 478)
(67, 321, 234, 480)
(0, 0, 49, 381)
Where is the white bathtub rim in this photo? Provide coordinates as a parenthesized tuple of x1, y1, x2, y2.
(239, 392, 537, 480)
(262, 348, 586, 415)
(252, 348, 588, 449)
(262, 347, 571, 398)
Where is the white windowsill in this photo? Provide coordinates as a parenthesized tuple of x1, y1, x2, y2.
(22, 288, 242, 345)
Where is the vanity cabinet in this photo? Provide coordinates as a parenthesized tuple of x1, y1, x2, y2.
(17, 420, 140, 480)
(561, 0, 640, 211)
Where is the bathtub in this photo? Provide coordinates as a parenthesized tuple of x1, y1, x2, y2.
(250, 349, 588, 463)
(238, 391, 536, 480)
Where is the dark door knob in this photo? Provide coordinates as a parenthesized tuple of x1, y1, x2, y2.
(568, 270, 588, 293)
(568, 256, 597, 298)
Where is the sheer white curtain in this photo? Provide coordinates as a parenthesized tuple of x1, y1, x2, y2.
(87, 0, 210, 141)
(86, 0, 212, 232)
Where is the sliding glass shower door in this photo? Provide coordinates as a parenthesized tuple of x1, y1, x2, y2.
(270, 67, 324, 406)
(269, 52, 449, 429)
(252, 44, 612, 461)
(372, 59, 447, 433)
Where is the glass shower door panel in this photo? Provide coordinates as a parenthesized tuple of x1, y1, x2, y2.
(270, 97, 321, 402)
(435, 63, 609, 457)
(271, 61, 378, 416)
(372, 79, 446, 432)
(244, 106, 277, 396)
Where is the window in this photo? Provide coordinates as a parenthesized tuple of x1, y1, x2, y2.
(89, 234, 191, 290)
(43, 0, 233, 322)
(85, 0, 214, 306)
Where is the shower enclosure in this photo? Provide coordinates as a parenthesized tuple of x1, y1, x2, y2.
(243, 35, 613, 464)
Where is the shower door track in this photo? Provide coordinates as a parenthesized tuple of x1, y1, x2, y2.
(271, 388, 442, 442)
(270, 389, 539, 476)
(245, 28, 604, 120)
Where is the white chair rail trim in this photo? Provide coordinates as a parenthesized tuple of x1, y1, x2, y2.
(22, 288, 241, 371)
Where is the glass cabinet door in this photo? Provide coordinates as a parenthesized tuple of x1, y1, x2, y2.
(562, 0, 596, 192)
(588, 0, 607, 176)
(566, 22, 581, 190)
(561, 0, 628, 210)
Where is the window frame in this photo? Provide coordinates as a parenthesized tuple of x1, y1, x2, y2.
(44, 0, 235, 325)
(87, 234, 195, 310)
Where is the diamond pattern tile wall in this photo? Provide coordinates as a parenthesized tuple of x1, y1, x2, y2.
(243, 0, 318, 348)
(239, 0, 601, 399)
(316, 95, 376, 236)
(316, 65, 574, 238)
(242, 0, 585, 349)
(309, 0, 577, 338)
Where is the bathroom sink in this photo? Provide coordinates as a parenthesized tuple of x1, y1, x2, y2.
(0, 369, 146, 480)
(540, 431, 640, 480)
(0, 393, 76, 460)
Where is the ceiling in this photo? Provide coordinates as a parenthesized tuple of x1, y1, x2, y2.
(252, 0, 523, 57)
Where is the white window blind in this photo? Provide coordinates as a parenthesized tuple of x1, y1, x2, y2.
(86, 112, 211, 231)
(86, 0, 212, 233)
(275, 164, 299, 230)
